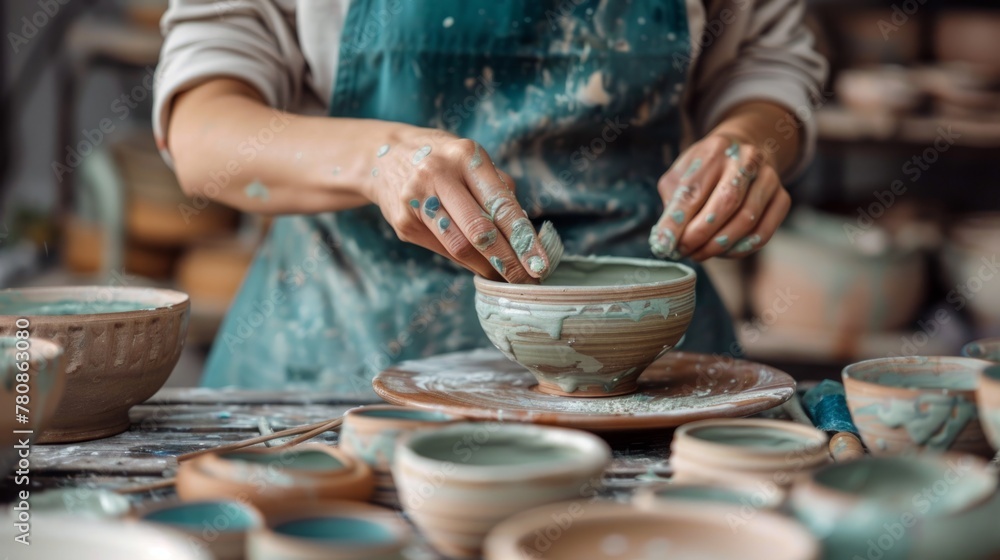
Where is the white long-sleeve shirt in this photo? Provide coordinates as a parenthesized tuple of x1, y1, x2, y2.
(153, 0, 827, 178)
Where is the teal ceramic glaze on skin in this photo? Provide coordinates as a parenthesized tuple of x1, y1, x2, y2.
(408, 199, 420, 209)
(0, 299, 155, 316)
(670, 210, 685, 224)
(143, 501, 258, 531)
(509, 219, 535, 257)
(411, 145, 432, 164)
(689, 425, 816, 451)
(376, 144, 390, 158)
(682, 158, 701, 179)
(705, 213, 716, 224)
(489, 256, 505, 274)
(725, 141, 740, 160)
(468, 143, 483, 169)
(422, 196, 440, 219)
(244, 181, 270, 201)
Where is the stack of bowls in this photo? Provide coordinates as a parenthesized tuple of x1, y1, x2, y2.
(1, 337, 66, 474)
(339, 405, 457, 507)
(247, 501, 411, 560)
(670, 419, 830, 488)
(484, 501, 819, 560)
(177, 444, 373, 514)
(137, 500, 263, 560)
(0, 286, 189, 443)
(843, 356, 993, 456)
(394, 423, 611, 559)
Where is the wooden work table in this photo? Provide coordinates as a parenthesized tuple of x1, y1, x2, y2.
(6, 388, 675, 558)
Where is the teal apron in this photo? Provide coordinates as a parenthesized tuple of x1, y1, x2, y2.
(203, 0, 737, 393)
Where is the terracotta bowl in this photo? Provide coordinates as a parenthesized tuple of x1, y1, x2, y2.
(633, 481, 786, 513)
(0, 286, 190, 443)
(843, 356, 993, 456)
(340, 405, 458, 508)
(790, 454, 996, 560)
(177, 444, 374, 514)
(247, 501, 411, 560)
(474, 255, 696, 397)
(1, 337, 66, 474)
(483, 501, 819, 560)
(394, 423, 611, 559)
(670, 418, 830, 488)
(0, 514, 212, 560)
(137, 499, 263, 560)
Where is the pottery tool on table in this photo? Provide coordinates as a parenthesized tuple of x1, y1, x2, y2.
(176, 415, 344, 462)
(801, 380, 866, 462)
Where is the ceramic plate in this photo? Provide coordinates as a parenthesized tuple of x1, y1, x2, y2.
(373, 349, 796, 432)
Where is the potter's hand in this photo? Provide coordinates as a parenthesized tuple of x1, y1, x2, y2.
(366, 129, 549, 283)
(648, 134, 791, 261)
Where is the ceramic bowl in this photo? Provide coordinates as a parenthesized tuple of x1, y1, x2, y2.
(1, 337, 66, 474)
(474, 255, 696, 397)
(247, 501, 411, 560)
(483, 501, 819, 560)
(790, 454, 997, 560)
(177, 444, 374, 513)
(977, 365, 1000, 452)
(394, 423, 611, 559)
(963, 337, 1000, 362)
(137, 499, 263, 560)
(843, 356, 993, 456)
(670, 418, 830, 488)
(24, 487, 131, 518)
(0, 514, 212, 560)
(0, 286, 190, 442)
(633, 481, 786, 513)
(340, 405, 458, 508)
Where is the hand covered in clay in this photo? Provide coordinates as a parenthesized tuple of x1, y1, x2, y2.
(365, 128, 549, 283)
(648, 134, 791, 261)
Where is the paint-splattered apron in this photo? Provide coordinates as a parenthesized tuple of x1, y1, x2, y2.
(202, 0, 737, 393)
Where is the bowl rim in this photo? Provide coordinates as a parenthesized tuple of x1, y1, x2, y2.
(841, 355, 991, 395)
(0, 286, 190, 318)
(473, 255, 696, 292)
(136, 498, 264, 533)
(963, 338, 1000, 360)
(673, 418, 829, 458)
(343, 404, 460, 426)
(395, 423, 611, 482)
(483, 500, 818, 559)
(251, 500, 411, 553)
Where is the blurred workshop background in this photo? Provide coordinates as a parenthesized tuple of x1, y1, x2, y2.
(2, 0, 999, 385)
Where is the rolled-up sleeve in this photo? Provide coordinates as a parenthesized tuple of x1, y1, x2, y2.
(689, 0, 828, 180)
(153, 0, 304, 160)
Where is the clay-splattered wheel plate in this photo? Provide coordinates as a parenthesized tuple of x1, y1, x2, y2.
(373, 349, 795, 432)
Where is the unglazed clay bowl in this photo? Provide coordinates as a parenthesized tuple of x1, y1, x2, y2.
(633, 481, 786, 513)
(394, 423, 611, 559)
(137, 499, 263, 560)
(670, 418, 830, 488)
(340, 405, 458, 508)
(843, 356, 993, 456)
(0, 286, 190, 443)
(247, 500, 411, 560)
(1, 337, 66, 475)
(483, 501, 819, 560)
(177, 444, 374, 513)
(0, 514, 212, 560)
(474, 255, 696, 397)
(790, 454, 996, 560)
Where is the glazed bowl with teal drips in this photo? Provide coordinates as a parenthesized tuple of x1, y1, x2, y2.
(474, 255, 696, 398)
(0, 286, 189, 443)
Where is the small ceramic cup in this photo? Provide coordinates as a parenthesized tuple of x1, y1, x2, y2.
(790, 453, 997, 560)
(977, 364, 1000, 452)
(670, 418, 830, 488)
(963, 337, 1000, 362)
(394, 422, 611, 559)
(137, 499, 263, 560)
(633, 481, 786, 513)
(339, 405, 457, 508)
(1, 337, 66, 475)
(842, 356, 993, 456)
(247, 500, 411, 560)
(483, 500, 819, 560)
(177, 444, 374, 514)
(474, 255, 697, 397)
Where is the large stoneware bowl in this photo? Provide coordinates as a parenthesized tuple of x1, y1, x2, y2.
(1, 337, 66, 474)
(843, 356, 993, 456)
(394, 423, 611, 559)
(474, 255, 696, 397)
(0, 286, 189, 442)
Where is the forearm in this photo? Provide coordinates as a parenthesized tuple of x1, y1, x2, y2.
(707, 101, 801, 177)
(167, 78, 413, 214)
